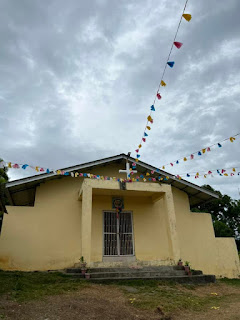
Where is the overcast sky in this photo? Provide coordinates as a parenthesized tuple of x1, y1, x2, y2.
(0, 0, 240, 199)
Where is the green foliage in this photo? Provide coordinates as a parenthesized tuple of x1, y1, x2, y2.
(192, 185, 240, 250)
(213, 221, 235, 237)
(0, 271, 89, 302)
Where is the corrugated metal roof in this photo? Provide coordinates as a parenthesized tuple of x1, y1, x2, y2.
(6, 153, 218, 207)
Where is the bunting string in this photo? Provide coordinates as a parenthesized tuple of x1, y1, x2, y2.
(1, 159, 239, 184)
(134, 0, 191, 161)
(158, 132, 240, 169)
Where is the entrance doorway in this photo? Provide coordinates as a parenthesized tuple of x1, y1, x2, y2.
(103, 211, 134, 256)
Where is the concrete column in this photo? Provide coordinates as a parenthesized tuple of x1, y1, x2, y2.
(81, 181, 92, 264)
(164, 189, 180, 262)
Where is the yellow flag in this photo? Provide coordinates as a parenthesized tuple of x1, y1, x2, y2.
(146, 172, 150, 176)
(143, 178, 146, 182)
(202, 148, 206, 154)
(35, 166, 39, 172)
(166, 176, 169, 180)
(204, 174, 207, 178)
(146, 126, 151, 130)
(147, 115, 153, 122)
(8, 162, 12, 168)
(162, 166, 165, 170)
(233, 168, 236, 172)
(138, 144, 142, 148)
(196, 172, 199, 176)
(230, 137, 235, 142)
(135, 159, 139, 162)
(224, 173, 228, 176)
(183, 157, 187, 161)
(182, 13, 192, 21)
(75, 172, 79, 177)
(161, 80, 166, 87)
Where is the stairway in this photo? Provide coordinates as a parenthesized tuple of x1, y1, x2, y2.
(65, 266, 216, 283)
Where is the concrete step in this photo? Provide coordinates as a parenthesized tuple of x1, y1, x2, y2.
(66, 266, 179, 274)
(88, 275, 216, 284)
(88, 271, 186, 279)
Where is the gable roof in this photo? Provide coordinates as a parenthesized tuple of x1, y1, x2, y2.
(5, 153, 218, 207)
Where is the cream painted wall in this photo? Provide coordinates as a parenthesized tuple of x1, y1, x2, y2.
(172, 187, 240, 278)
(0, 178, 83, 271)
(0, 162, 239, 278)
(91, 195, 171, 263)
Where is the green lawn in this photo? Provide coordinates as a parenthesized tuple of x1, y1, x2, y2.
(0, 271, 239, 315)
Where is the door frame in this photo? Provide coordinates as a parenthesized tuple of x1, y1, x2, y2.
(102, 210, 135, 257)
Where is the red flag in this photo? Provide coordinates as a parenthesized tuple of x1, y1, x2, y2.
(156, 93, 162, 100)
(142, 138, 146, 142)
(174, 41, 183, 49)
(190, 154, 194, 159)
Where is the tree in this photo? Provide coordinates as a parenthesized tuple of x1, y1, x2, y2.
(0, 159, 9, 233)
(192, 185, 240, 251)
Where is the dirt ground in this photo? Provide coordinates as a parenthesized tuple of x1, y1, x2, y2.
(0, 282, 240, 320)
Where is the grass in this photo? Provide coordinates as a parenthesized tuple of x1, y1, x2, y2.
(0, 271, 89, 302)
(116, 280, 221, 313)
(0, 271, 239, 315)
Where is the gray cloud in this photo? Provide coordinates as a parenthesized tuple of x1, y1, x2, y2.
(0, 0, 240, 199)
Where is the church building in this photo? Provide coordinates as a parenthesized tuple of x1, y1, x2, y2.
(0, 154, 239, 278)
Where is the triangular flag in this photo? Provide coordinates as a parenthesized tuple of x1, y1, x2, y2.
(222, 169, 226, 173)
(35, 166, 39, 172)
(198, 151, 202, 155)
(146, 172, 150, 176)
(231, 173, 234, 176)
(144, 132, 148, 137)
(176, 160, 179, 164)
(170, 163, 173, 166)
(187, 174, 190, 177)
(230, 137, 235, 142)
(146, 126, 151, 130)
(147, 115, 153, 122)
(13, 164, 20, 168)
(139, 144, 142, 148)
(208, 171, 212, 174)
(22, 164, 29, 169)
(132, 162, 136, 166)
(233, 168, 236, 172)
(182, 13, 192, 22)
(162, 166, 165, 170)
(46, 169, 50, 174)
(137, 154, 140, 158)
(174, 41, 183, 49)
(71, 172, 74, 177)
(161, 80, 166, 87)
(183, 157, 187, 161)
(40, 168, 44, 172)
(156, 93, 162, 100)
(8, 162, 12, 168)
(207, 147, 211, 152)
(150, 105, 155, 111)
(218, 143, 222, 147)
(196, 172, 199, 176)
(75, 172, 79, 177)
(135, 159, 139, 162)
(204, 174, 207, 178)
(224, 173, 228, 176)
(190, 154, 194, 159)
(142, 138, 146, 142)
(151, 170, 154, 174)
(202, 148, 206, 154)
(135, 149, 139, 153)
(167, 61, 175, 68)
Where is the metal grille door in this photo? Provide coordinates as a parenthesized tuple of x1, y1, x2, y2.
(103, 211, 134, 256)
